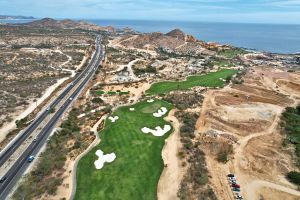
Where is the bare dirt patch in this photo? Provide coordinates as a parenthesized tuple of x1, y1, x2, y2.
(196, 67, 300, 200)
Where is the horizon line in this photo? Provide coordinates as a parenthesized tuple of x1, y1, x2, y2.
(2, 16, 300, 26)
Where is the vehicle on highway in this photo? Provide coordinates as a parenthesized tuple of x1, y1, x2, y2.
(0, 36, 103, 199)
(232, 187, 241, 192)
(232, 183, 240, 188)
(27, 155, 35, 163)
(228, 176, 236, 181)
(0, 177, 7, 183)
(33, 138, 37, 142)
(235, 194, 243, 199)
(230, 180, 237, 184)
(227, 173, 235, 177)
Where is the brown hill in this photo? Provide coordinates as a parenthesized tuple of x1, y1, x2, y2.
(166, 28, 197, 42)
(119, 29, 214, 55)
(24, 18, 115, 32)
(166, 28, 186, 40)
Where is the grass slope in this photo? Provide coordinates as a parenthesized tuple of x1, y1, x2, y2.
(146, 69, 237, 95)
(75, 100, 173, 200)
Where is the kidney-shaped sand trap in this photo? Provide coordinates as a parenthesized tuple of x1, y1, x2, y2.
(153, 107, 168, 117)
(141, 125, 171, 137)
(147, 99, 154, 103)
(129, 108, 135, 111)
(108, 116, 119, 122)
(94, 150, 116, 170)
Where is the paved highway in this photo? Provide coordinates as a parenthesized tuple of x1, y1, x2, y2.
(0, 36, 101, 166)
(0, 35, 104, 199)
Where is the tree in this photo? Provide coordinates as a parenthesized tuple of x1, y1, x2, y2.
(287, 171, 300, 185)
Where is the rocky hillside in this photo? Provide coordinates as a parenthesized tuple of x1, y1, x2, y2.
(119, 28, 214, 55)
(23, 18, 115, 32)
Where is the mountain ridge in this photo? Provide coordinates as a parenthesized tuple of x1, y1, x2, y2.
(23, 18, 115, 32)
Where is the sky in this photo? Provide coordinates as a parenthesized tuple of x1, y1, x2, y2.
(1, 0, 300, 24)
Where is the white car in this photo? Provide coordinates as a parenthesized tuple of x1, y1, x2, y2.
(236, 195, 243, 200)
(69, 97, 73, 101)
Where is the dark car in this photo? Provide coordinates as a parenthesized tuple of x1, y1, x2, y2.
(232, 187, 241, 192)
(227, 173, 235, 177)
(0, 177, 7, 183)
(27, 155, 35, 162)
(232, 184, 240, 188)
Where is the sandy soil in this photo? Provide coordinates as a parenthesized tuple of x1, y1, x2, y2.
(0, 77, 70, 142)
(0, 48, 86, 143)
(158, 109, 186, 200)
(196, 67, 300, 200)
(76, 55, 88, 70)
(101, 81, 152, 106)
(111, 35, 158, 57)
(255, 186, 300, 200)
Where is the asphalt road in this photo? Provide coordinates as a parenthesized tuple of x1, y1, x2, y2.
(0, 35, 104, 199)
(0, 36, 101, 167)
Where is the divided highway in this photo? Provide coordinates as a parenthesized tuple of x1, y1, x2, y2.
(0, 35, 104, 199)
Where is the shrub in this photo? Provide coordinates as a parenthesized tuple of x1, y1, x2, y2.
(132, 65, 157, 76)
(216, 143, 233, 163)
(49, 107, 55, 113)
(217, 151, 229, 163)
(281, 105, 300, 166)
(164, 92, 204, 110)
(176, 111, 217, 199)
(287, 171, 300, 185)
(92, 97, 103, 104)
(103, 105, 112, 113)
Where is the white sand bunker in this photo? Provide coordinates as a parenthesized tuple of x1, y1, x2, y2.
(94, 150, 116, 170)
(109, 116, 119, 122)
(141, 125, 171, 137)
(147, 99, 154, 103)
(153, 107, 168, 117)
(129, 108, 135, 111)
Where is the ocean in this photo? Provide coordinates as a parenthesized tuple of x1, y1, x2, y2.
(1, 19, 300, 54)
(88, 19, 300, 54)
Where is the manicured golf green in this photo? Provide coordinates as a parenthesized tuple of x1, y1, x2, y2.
(146, 69, 237, 95)
(75, 100, 173, 200)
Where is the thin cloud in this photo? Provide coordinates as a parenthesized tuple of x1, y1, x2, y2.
(0, 0, 299, 24)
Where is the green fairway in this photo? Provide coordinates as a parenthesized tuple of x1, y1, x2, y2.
(146, 69, 237, 95)
(217, 48, 247, 59)
(75, 100, 173, 200)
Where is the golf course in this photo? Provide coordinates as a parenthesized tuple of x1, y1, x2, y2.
(146, 69, 238, 95)
(75, 100, 173, 200)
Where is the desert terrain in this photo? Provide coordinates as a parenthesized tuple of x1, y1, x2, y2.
(197, 67, 300, 200)
(0, 23, 97, 142)
(2, 18, 300, 200)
